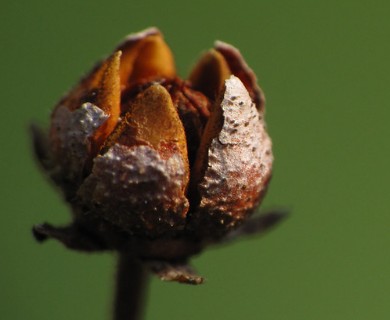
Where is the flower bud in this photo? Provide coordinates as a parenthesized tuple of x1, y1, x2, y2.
(32, 28, 282, 284)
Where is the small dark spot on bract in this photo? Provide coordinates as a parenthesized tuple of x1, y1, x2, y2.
(239, 101, 244, 106)
(80, 89, 98, 104)
(231, 96, 237, 101)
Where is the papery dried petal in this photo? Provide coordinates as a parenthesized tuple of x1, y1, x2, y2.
(189, 75, 272, 237)
(49, 52, 121, 188)
(103, 84, 189, 185)
(90, 51, 121, 154)
(189, 49, 231, 100)
(125, 84, 187, 160)
(215, 41, 265, 111)
(116, 28, 176, 89)
(54, 51, 121, 114)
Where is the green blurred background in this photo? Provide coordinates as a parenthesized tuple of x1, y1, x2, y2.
(1, 0, 389, 319)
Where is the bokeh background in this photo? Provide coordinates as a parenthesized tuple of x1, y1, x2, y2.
(1, 0, 389, 319)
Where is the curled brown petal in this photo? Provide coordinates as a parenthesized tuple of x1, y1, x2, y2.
(103, 83, 190, 188)
(91, 51, 121, 154)
(188, 49, 231, 100)
(215, 41, 265, 111)
(116, 27, 176, 89)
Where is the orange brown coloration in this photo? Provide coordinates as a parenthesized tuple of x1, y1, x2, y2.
(32, 27, 281, 284)
(116, 28, 176, 90)
(189, 49, 231, 100)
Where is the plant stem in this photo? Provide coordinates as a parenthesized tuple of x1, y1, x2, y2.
(114, 254, 148, 320)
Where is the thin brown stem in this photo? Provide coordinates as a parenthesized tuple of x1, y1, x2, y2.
(114, 254, 148, 320)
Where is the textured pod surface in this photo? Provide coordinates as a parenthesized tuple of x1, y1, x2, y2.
(49, 103, 108, 189)
(78, 144, 189, 236)
(189, 75, 272, 237)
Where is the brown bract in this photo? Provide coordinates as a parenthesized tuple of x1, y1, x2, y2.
(32, 27, 284, 284)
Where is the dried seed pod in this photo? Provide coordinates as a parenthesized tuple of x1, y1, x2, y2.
(32, 27, 285, 284)
(78, 84, 190, 236)
(188, 75, 272, 237)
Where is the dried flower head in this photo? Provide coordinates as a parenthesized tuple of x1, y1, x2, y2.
(32, 28, 285, 284)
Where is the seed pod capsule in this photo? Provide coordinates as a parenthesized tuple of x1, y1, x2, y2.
(32, 28, 282, 284)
